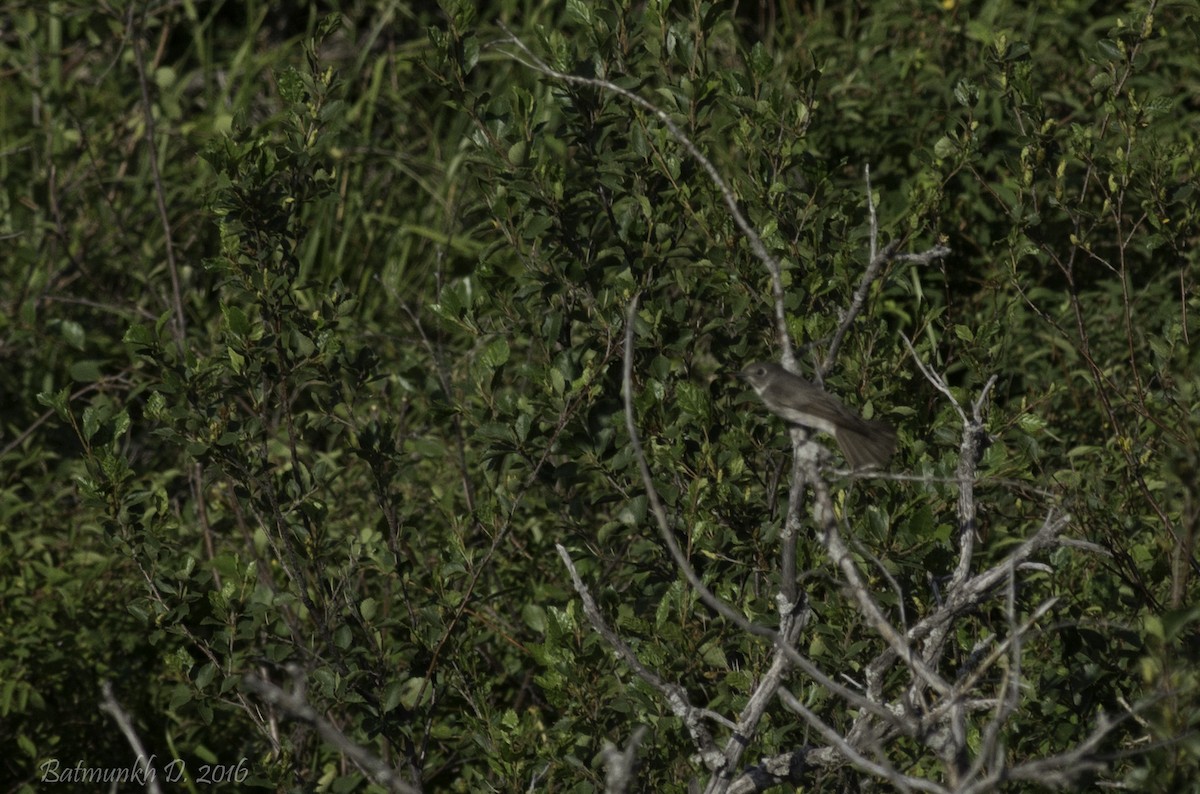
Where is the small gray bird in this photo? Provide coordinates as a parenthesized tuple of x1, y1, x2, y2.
(739, 361, 896, 469)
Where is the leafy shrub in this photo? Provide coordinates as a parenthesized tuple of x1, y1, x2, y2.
(1, 1, 1197, 791)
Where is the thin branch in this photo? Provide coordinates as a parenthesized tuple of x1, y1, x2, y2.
(959, 713, 1123, 794)
(778, 689, 950, 794)
(495, 24, 794, 364)
(2, 372, 133, 458)
(808, 462, 952, 696)
(852, 509, 1071, 761)
(893, 245, 953, 265)
(836, 467, 1057, 498)
(99, 682, 164, 794)
(601, 726, 649, 794)
(866, 164, 879, 262)
(821, 235, 948, 378)
(623, 295, 765, 630)
(897, 338, 996, 640)
(242, 673, 418, 794)
(705, 608, 810, 794)
(126, 5, 186, 352)
(556, 544, 727, 770)
(818, 238, 900, 383)
(967, 571, 1035, 784)
(900, 331, 967, 425)
(725, 745, 825, 793)
(821, 166, 949, 380)
(777, 434, 811, 613)
(913, 510, 1071, 647)
(948, 374, 997, 589)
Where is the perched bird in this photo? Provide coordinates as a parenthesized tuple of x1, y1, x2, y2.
(739, 361, 896, 469)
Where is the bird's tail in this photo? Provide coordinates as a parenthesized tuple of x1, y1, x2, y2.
(835, 419, 897, 469)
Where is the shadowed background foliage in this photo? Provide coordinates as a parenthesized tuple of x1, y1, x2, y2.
(2, 0, 1198, 790)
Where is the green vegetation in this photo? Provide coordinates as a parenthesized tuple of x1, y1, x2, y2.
(2, 0, 1198, 791)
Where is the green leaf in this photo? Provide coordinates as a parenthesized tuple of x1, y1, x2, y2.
(82, 404, 104, 442)
(222, 304, 251, 337)
(1017, 413, 1047, 433)
(565, 0, 592, 26)
(227, 347, 245, 374)
(953, 79, 978, 107)
(123, 323, 155, 348)
(36, 387, 70, 418)
(60, 319, 85, 350)
(480, 337, 510, 369)
(399, 677, 431, 710)
(383, 681, 405, 713)
(69, 359, 104, 382)
(1097, 39, 1123, 61)
(194, 662, 216, 689)
(933, 135, 958, 160)
(17, 733, 36, 759)
(277, 66, 307, 104)
(521, 603, 546, 634)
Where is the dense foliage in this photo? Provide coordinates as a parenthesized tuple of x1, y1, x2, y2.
(2, 0, 1198, 791)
